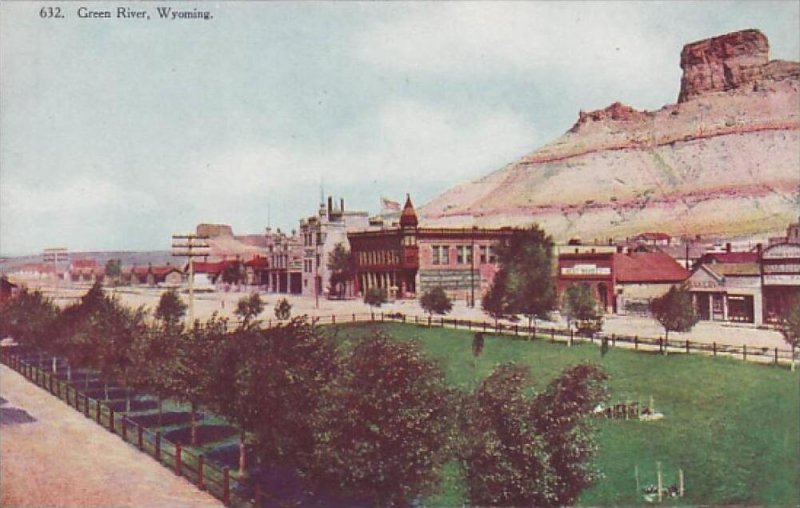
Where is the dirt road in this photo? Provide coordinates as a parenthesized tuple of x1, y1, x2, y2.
(0, 364, 221, 508)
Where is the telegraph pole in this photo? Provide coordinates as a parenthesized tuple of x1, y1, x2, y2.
(43, 247, 68, 302)
(171, 234, 210, 326)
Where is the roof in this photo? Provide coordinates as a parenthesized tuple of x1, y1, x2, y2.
(614, 252, 688, 283)
(700, 252, 759, 264)
(71, 259, 98, 269)
(705, 262, 761, 277)
(399, 194, 419, 228)
(245, 256, 269, 268)
(634, 232, 671, 241)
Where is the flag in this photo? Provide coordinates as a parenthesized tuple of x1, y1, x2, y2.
(381, 197, 401, 211)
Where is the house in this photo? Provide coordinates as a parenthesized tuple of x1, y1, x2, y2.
(761, 241, 800, 324)
(0, 276, 18, 302)
(122, 264, 183, 287)
(632, 232, 672, 247)
(244, 256, 269, 287)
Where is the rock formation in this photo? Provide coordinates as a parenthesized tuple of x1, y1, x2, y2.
(421, 29, 800, 242)
(678, 29, 799, 102)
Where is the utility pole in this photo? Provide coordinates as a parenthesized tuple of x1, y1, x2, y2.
(171, 234, 210, 326)
(43, 247, 68, 302)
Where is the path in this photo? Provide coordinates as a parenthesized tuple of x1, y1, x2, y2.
(0, 364, 222, 508)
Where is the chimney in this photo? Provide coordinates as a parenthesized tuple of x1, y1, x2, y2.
(341, 198, 344, 211)
(725, 242, 731, 253)
(616, 245, 623, 253)
(327, 196, 333, 218)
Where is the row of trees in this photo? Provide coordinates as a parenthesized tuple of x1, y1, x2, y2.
(0, 284, 611, 506)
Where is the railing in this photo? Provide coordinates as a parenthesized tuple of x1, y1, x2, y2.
(281, 311, 799, 367)
(0, 350, 250, 507)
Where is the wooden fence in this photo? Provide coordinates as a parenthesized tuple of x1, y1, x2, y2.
(274, 311, 799, 367)
(0, 350, 252, 508)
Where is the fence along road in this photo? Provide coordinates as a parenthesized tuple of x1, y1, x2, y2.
(0, 363, 222, 508)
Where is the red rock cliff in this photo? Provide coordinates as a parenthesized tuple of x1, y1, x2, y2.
(678, 29, 769, 103)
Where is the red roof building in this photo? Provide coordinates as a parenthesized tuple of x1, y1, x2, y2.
(558, 250, 688, 314)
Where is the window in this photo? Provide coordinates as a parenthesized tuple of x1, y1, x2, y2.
(489, 246, 496, 264)
(432, 245, 440, 265)
(457, 246, 465, 264)
(441, 245, 450, 265)
(480, 245, 488, 264)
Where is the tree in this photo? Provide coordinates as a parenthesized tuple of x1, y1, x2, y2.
(307, 334, 455, 506)
(235, 292, 264, 328)
(420, 287, 453, 316)
(105, 259, 122, 282)
(0, 287, 60, 367)
(221, 259, 245, 286)
(131, 322, 183, 426)
(777, 295, 800, 371)
(208, 318, 340, 475)
(562, 284, 603, 337)
(482, 226, 556, 327)
(154, 289, 187, 331)
(173, 314, 228, 445)
(327, 243, 355, 298)
(274, 297, 292, 320)
(363, 287, 387, 309)
(650, 285, 699, 341)
(460, 362, 608, 506)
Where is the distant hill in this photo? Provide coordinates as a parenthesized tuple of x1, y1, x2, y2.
(421, 29, 800, 242)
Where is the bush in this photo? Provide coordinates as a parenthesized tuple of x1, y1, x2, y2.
(274, 298, 292, 320)
(363, 287, 387, 308)
(420, 286, 453, 316)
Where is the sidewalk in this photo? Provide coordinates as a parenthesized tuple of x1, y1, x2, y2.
(0, 364, 221, 508)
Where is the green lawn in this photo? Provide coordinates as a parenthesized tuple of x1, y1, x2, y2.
(328, 323, 800, 506)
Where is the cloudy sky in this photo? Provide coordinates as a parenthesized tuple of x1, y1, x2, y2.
(1, 1, 798, 256)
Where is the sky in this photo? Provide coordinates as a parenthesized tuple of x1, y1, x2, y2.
(1, 1, 799, 256)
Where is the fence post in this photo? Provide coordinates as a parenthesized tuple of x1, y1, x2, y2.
(332, 315, 336, 325)
(429, 316, 432, 327)
(381, 312, 385, 322)
(515, 324, 519, 336)
(402, 314, 406, 323)
(713, 342, 717, 357)
(658, 337, 663, 354)
(96, 400, 101, 424)
(138, 425, 144, 451)
(197, 454, 205, 490)
(415, 315, 419, 324)
(570, 328, 574, 346)
(775, 347, 779, 365)
(371, 312, 375, 322)
(49, 373, 54, 394)
(686, 339, 690, 354)
(482, 321, 487, 332)
(743, 344, 747, 361)
(155, 431, 161, 460)
(468, 320, 471, 330)
(352, 313, 356, 322)
(441, 316, 445, 328)
(56, 379, 61, 399)
(122, 417, 127, 442)
(109, 408, 115, 433)
(223, 467, 230, 505)
(65, 384, 70, 405)
(175, 442, 182, 475)
(551, 328, 555, 342)
(84, 395, 90, 417)
(612, 333, 616, 347)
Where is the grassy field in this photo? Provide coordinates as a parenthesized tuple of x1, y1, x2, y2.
(328, 323, 800, 506)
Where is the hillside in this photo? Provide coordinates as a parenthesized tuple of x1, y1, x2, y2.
(420, 29, 800, 241)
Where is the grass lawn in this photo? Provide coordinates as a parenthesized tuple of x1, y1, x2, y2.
(328, 323, 800, 506)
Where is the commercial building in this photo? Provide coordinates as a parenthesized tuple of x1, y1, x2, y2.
(264, 228, 303, 295)
(687, 261, 763, 324)
(557, 250, 689, 314)
(299, 197, 370, 299)
(347, 196, 517, 302)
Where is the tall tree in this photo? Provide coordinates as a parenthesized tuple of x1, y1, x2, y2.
(173, 314, 227, 445)
(482, 226, 557, 327)
(221, 259, 245, 286)
(460, 362, 608, 506)
(308, 333, 455, 506)
(208, 318, 340, 475)
(104, 259, 122, 280)
(327, 243, 355, 298)
(420, 286, 453, 317)
(778, 295, 800, 371)
(650, 285, 699, 341)
(562, 284, 603, 336)
(0, 287, 60, 367)
(274, 297, 292, 320)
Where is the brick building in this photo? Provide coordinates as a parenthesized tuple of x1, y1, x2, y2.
(557, 250, 688, 314)
(347, 196, 517, 302)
